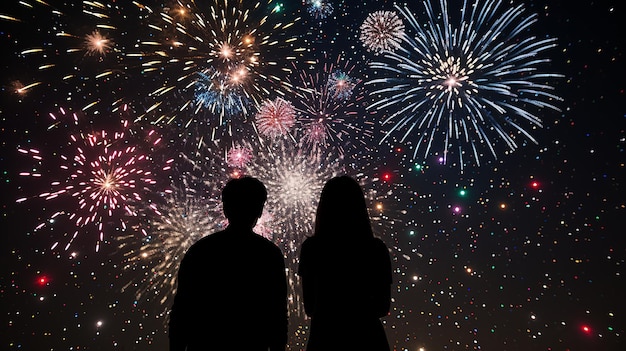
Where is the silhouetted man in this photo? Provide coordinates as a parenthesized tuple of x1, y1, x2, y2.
(169, 177, 288, 351)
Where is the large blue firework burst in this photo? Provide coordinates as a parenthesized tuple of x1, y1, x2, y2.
(365, 0, 563, 168)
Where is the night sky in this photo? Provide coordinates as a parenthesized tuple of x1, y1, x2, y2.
(1, 0, 625, 350)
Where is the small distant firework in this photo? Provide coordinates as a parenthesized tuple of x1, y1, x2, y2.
(301, 119, 328, 150)
(255, 98, 297, 139)
(366, 0, 563, 168)
(360, 10, 405, 54)
(306, 0, 334, 20)
(226, 144, 254, 169)
(327, 70, 356, 101)
(84, 30, 113, 56)
(16, 108, 173, 252)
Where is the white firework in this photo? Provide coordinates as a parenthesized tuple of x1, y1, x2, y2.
(360, 10, 405, 54)
(365, 0, 563, 168)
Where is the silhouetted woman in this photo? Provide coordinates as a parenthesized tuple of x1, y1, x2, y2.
(298, 176, 392, 350)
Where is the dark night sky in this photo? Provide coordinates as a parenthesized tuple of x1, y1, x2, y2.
(1, 0, 625, 350)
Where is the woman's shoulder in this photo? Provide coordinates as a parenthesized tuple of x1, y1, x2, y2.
(300, 235, 318, 252)
(371, 236, 387, 246)
(369, 237, 390, 253)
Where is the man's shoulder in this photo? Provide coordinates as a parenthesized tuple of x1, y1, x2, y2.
(250, 232, 283, 253)
(185, 230, 227, 253)
(189, 229, 281, 253)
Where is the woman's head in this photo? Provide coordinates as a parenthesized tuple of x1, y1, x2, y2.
(314, 176, 373, 239)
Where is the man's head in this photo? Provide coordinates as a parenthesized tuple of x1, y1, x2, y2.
(222, 176, 267, 228)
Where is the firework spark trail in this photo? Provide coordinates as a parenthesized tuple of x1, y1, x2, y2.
(6, 1, 122, 105)
(129, 0, 305, 140)
(365, 0, 563, 169)
(16, 108, 173, 252)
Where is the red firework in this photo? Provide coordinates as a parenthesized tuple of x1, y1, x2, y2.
(255, 98, 296, 138)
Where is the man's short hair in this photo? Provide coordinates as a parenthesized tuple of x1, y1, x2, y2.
(222, 176, 267, 222)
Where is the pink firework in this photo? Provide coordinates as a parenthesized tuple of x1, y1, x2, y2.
(17, 115, 173, 252)
(226, 145, 253, 168)
(302, 119, 328, 148)
(255, 98, 296, 138)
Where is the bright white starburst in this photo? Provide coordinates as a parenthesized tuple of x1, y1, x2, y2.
(360, 10, 405, 54)
(366, 0, 563, 169)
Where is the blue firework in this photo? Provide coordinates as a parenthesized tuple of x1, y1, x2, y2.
(306, 0, 334, 20)
(365, 0, 563, 168)
(194, 69, 251, 123)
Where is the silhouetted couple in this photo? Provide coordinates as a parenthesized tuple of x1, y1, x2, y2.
(169, 176, 392, 351)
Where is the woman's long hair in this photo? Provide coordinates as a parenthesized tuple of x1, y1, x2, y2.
(313, 176, 374, 239)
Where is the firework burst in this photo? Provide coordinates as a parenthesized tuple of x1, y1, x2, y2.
(255, 97, 297, 139)
(287, 57, 370, 155)
(327, 70, 357, 101)
(84, 30, 113, 56)
(360, 10, 406, 54)
(242, 140, 343, 251)
(16, 107, 173, 252)
(130, 0, 304, 139)
(305, 0, 334, 20)
(193, 67, 252, 121)
(226, 144, 254, 169)
(366, 0, 563, 169)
